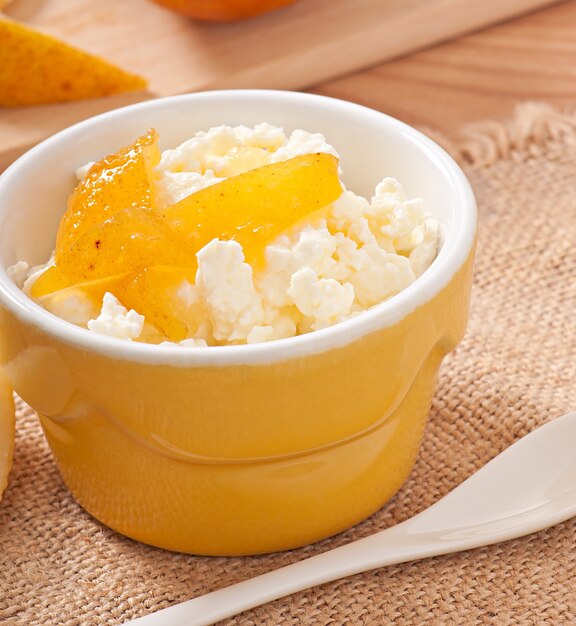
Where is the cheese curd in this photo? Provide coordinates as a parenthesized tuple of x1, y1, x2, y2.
(87, 292, 145, 340)
(14, 124, 442, 346)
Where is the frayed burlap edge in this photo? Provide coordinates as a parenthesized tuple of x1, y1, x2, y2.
(422, 102, 576, 168)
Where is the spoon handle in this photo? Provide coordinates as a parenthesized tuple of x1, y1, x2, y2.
(125, 412, 576, 626)
(125, 523, 437, 626)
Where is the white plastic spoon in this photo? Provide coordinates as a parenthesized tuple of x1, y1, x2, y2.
(126, 412, 576, 626)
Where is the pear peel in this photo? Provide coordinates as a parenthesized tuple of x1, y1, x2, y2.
(0, 18, 147, 107)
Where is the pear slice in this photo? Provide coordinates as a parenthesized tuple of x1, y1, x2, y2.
(0, 18, 147, 107)
(162, 152, 343, 266)
(56, 129, 160, 253)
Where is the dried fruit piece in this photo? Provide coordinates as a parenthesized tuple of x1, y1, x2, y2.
(162, 152, 342, 266)
(0, 18, 147, 107)
(56, 130, 160, 253)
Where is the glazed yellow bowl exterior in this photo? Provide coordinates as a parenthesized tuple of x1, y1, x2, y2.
(0, 91, 476, 555)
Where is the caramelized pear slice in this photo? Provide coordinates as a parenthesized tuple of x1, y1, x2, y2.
(35, 273, 133, 325)
(34, 267, 201, 343)
(121, 267, 202, 342)
(161, 153, 342, 265)
(32, 207, 194, 296)
(55, 129, 160, 254)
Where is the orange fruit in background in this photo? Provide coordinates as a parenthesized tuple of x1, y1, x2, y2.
(150, 0, 298, 22)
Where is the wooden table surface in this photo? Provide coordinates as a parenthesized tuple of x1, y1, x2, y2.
(1, 0, 574, 170)
(314, 0, 576, 136)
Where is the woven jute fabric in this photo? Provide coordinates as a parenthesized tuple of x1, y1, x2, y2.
(1, 103, 575, 625)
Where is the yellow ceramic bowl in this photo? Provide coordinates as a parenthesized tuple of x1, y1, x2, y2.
(0, 91, 476, 555)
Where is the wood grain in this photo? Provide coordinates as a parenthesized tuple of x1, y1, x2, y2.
(314, 0, 576, 136)
(0, 0, 563, 170)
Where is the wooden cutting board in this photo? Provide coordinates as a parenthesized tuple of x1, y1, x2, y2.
(0, 0, 563, 169)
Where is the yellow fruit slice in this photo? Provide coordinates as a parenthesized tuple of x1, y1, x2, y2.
(33, 130, 163, 297)
(0, 18, 147, 107)
(0, 372, 15, 505)
(35, 267, 200, 342)
(56, 129, 160, 254)
(34, 272, 134, 322)
(162, 152, 343, 266)
(121, 267, 202, 342)
(33, 207, 194, 295)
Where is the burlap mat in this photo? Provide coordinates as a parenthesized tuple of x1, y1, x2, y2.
(1, 103, 575, 625)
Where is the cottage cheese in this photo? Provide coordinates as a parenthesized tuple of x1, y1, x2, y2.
(15, 124, 442, 346)
(87, 292, 145, 340)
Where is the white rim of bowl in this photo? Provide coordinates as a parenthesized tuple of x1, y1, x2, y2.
(0, 90, 477, 367)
